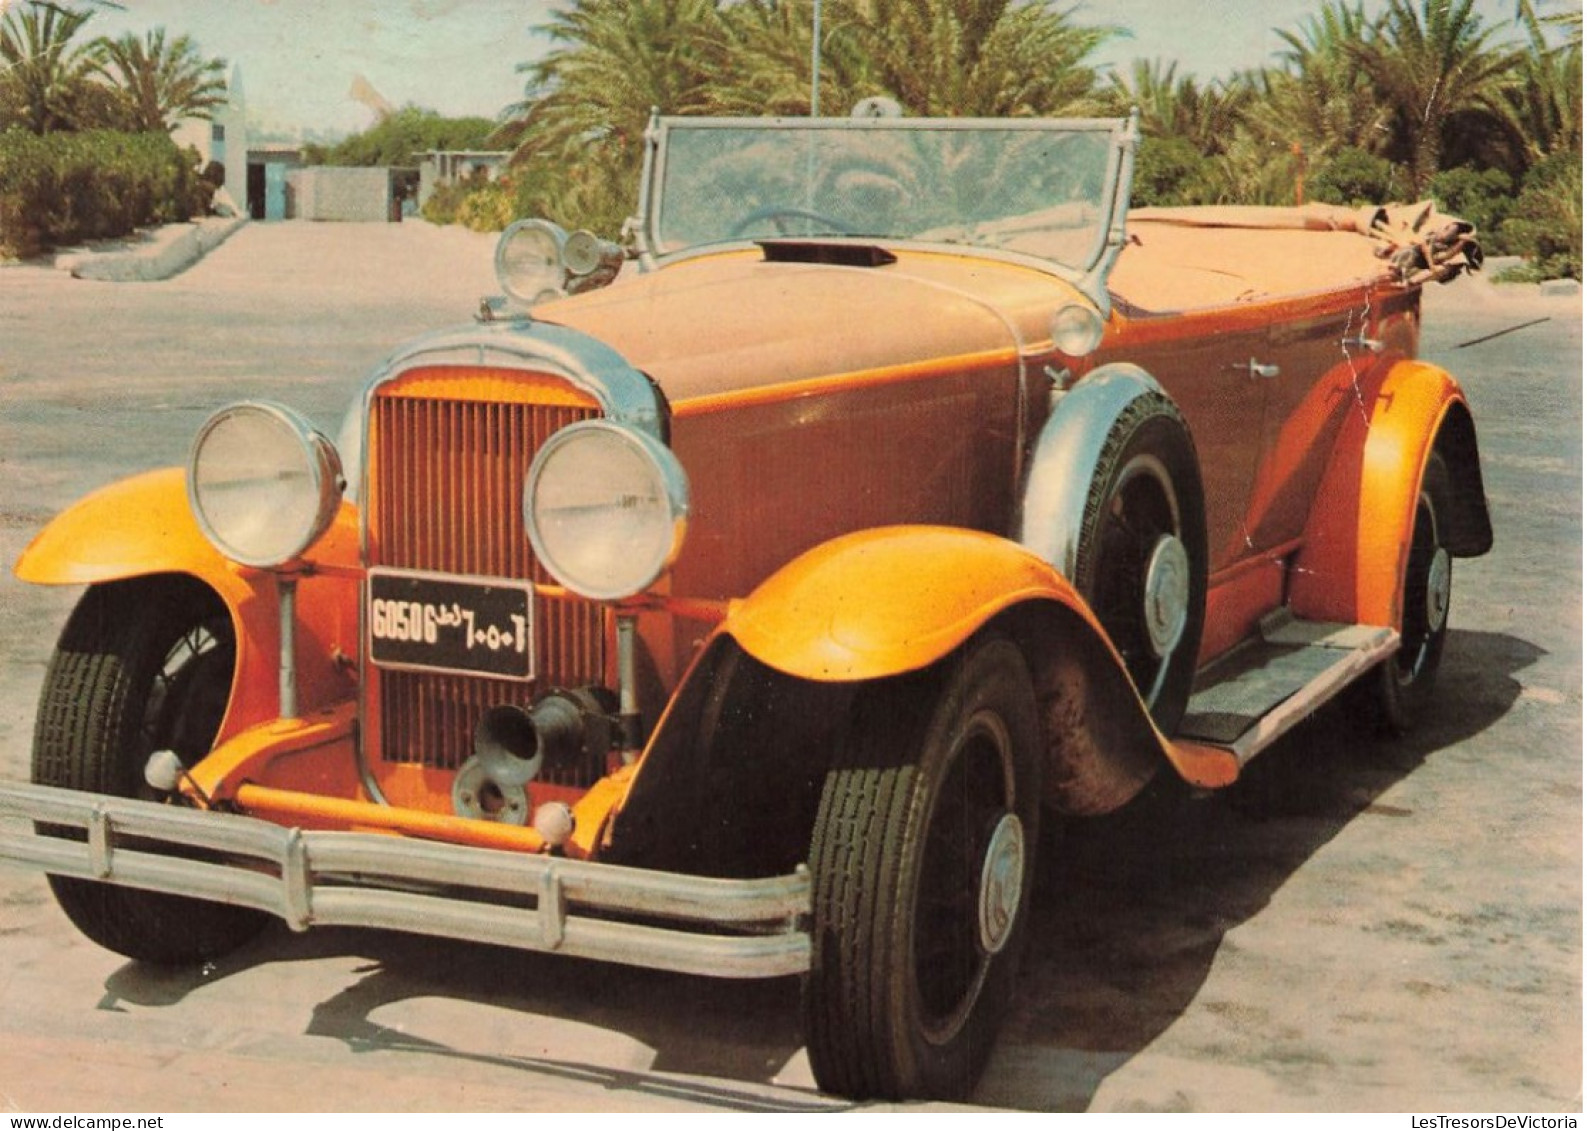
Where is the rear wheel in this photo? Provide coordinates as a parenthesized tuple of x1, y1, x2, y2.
(32, 576, 269, 964)
(1364, 451, 1453, 734)
(803, 635, 1040, 1100)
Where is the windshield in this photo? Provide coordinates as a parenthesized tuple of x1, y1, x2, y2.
(646, 117, 1126, 275)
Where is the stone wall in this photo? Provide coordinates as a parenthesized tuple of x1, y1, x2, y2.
(290, 167, 393, 222)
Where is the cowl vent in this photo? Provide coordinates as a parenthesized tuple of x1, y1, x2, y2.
(757, 240, 898, 268)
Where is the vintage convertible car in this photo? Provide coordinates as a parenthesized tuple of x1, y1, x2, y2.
(0, 114, 1488, 1101)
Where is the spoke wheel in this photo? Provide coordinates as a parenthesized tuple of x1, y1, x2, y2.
(1073, 392, 1206, 732)
(803, 635, 1040, 1101)
(33, 577, 269, 964)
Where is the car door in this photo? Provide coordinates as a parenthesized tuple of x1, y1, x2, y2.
(1110, 311, 1272, 575)
(1245, 291, 1396, 553)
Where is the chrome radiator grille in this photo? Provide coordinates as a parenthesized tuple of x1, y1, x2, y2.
(367, 376, 605, 772)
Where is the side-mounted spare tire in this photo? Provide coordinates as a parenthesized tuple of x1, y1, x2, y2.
(32, 575, 269, 964)
(1069, 389, 1207, 733)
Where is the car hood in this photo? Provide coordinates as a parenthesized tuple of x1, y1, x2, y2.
(537, 248, 1081, 409)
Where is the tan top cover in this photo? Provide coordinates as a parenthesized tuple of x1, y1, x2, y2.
(1112, 202, 1479, 313)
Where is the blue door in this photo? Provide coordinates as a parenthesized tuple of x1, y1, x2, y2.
(265, 163, 287, 221)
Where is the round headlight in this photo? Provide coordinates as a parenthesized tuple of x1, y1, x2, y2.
(496, 218, 568, 304)
(1052, 302, 1105, 357)
(525, 422, 689, 601)
(188, 402, 344, 569)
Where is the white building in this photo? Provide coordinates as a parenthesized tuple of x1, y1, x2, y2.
(171, 63, 249, 217)
(417, 150, 511, 207)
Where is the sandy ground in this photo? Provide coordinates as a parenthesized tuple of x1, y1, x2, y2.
(0, 222, 1578, 1112)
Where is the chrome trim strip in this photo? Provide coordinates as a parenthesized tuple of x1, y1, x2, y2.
(652, 114, 1127, 132)
(1078, 107, 1140, 318)
(0, 782, 812, 980)
(634, 109, 662, 267)
(362, 319, 664, 436)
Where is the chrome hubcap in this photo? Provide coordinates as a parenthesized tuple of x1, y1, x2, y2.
(977, 812, 1025, 955)
(1142, 533, 1190, 659)
(1426, 546, 1451, 634)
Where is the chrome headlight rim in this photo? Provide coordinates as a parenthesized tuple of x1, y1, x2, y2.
(524, 420, 689, 601)
(187, 400, 345, 570)
(495, 218, 570, 305)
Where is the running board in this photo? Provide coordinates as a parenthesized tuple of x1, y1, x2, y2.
(1178, 614, 1399, 766)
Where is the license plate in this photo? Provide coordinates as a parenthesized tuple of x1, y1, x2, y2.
(368, 570, 535, 680)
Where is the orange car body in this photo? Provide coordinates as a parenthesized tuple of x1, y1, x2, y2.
(5, 114, 1491, 1100)
(17, 209, 1487, 831)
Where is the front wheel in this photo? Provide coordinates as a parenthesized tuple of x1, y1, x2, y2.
(803, 635, 1041, 1101)
(32, 576, 269, 964)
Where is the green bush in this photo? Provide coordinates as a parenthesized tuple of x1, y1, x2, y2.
(305, 107, 497, 168)
(1310, 147, 1400, 207)
(1428, 165, 1514, 244)
(0, 129, 210, 258)
(1131, 135, 1217, 207)
(419, 177, 468, 225)
(421, 172, 516, 232)
(455, 182, 514, 232)
(1499, 149, 1582, 281)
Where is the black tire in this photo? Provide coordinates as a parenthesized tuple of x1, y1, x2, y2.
(803, 635, 1041, 1101)
(1363, 450, 1453, 734)
(32, 576, 269, 964)
(1072, 391, 1207, 733)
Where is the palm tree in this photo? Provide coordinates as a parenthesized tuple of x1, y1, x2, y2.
(506, 0, 725, 154)
(1263, 0, 1392, 158)
(827, 0, 1115, 117)
(708, 0, 876, 116)
(91, 28, 227, 133)
(0, 0, 102, 134)
(1508, 0, 1582, 163)
(1103, 59, 1252, 154)
(1347, 0, 1525, 195)
(498, 0, 728, 231)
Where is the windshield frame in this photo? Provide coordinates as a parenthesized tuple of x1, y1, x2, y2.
(634, 113, 1139, 311)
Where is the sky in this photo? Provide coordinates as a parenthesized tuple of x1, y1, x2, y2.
(51, 0, 1565, 138)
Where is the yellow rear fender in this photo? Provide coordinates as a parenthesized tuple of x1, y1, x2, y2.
(15, 467, 361, 742)
(1291, 361, 1491, 627)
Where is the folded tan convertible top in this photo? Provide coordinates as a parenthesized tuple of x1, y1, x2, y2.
(1113, 201, 1479, 313)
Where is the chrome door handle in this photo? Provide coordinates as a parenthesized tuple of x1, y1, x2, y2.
(1246, 358, 1281, 379)
(1341, 335, 1386, 354)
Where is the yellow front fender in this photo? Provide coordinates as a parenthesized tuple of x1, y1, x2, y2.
(723, 525, 1104, 683)
(16, 468, 232, 587)
(15, 467, 361, 742)
(714, 525, 1236, 810)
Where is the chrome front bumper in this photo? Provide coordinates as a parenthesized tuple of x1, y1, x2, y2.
(0, 782, 812, 978)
